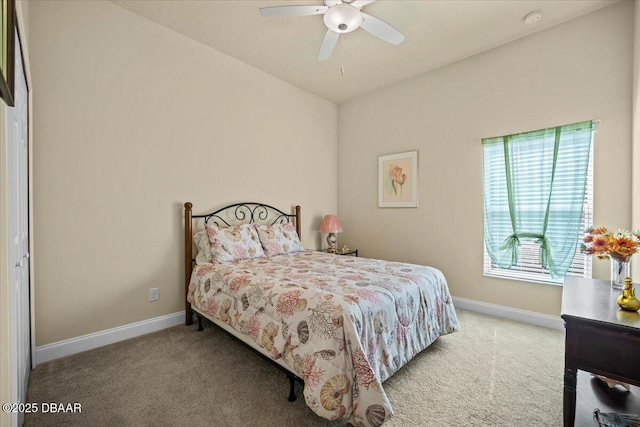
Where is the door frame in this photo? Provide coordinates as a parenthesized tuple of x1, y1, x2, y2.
(0, 3, 32, 426)
(14, 2, 35, 370)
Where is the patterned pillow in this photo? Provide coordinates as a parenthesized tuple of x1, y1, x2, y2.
(256, 223, 304, 257)
(204, 223, 266, 263)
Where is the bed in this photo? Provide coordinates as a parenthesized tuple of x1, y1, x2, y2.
(184, 202, 459, 427)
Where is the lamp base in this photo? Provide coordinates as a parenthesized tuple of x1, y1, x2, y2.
(326, 233, 337, 254)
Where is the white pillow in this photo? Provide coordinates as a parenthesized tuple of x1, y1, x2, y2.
(194, 230, 213, 264)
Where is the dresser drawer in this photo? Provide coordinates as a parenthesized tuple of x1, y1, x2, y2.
(575, 324, 640, 382)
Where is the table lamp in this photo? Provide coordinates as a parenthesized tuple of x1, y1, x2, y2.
(319, 214, 342, 253)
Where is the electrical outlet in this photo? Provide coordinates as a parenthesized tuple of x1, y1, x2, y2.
(149, 288, 159, 302)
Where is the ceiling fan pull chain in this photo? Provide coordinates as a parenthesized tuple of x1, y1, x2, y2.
(340, 34, 345, 76)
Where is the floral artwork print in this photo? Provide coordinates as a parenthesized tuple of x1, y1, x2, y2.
(389, 165, 406, 196)
(383, 158, 412, 202)
(188, 251, 459, 426)
(379, 151, 418, 207)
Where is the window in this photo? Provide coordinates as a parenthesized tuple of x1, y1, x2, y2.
(482, 122, 594, 285)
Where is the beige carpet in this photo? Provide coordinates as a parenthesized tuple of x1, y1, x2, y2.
(24, 310, 563, 426)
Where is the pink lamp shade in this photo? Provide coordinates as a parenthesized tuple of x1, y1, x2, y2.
(320, 215, 342, 253)
(319, 215, 342, 233)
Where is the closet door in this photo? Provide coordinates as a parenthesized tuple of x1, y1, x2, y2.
(7, 29, 29, 427)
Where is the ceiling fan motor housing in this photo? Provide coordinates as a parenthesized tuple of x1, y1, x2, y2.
(323, 4, 363, 33)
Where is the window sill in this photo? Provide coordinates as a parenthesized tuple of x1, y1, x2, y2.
(483, 271, 564, 287)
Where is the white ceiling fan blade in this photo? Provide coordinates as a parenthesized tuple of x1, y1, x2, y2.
(319, 30, 340, 61)
(259, 5, 328, 17)
(350, 0, 376, 9)
(360, 12, 404, 45)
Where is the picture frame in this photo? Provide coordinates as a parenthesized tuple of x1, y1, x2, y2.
(0, 0, 15, 107)
(378, 150, 418, 208)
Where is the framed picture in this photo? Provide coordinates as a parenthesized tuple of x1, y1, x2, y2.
(378, 150, 418, 208)
(0, 0, 14, 106)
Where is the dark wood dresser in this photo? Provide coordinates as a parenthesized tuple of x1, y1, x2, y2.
(561, 276, 640, 426)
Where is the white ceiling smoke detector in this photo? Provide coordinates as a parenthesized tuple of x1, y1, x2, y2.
(523, 11, 543, 25)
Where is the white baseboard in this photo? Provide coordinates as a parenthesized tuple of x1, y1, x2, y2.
(34, 311, 184, 365)
(452, 297, 564, 331)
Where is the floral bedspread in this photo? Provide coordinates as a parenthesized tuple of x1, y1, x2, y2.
(187, 251, 459, 426)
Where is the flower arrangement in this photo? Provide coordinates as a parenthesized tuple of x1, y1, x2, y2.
(582, 227, 640, 262)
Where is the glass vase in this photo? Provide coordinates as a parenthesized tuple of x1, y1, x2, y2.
(610, 257, 631, 290)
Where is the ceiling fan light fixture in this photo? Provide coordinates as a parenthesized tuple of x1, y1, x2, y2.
(323, 4, 362, 33)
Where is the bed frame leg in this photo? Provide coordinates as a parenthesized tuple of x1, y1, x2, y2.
(197, 314, 203, 332)
(287, 374, 296, 402)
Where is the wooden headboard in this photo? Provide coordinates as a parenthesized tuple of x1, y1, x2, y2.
(183, 202, 301, 325)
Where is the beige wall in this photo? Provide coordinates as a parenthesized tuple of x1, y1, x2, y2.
(30, 0, 337, 346)
(338, 2, 633, 316)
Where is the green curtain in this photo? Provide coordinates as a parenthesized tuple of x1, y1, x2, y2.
(482, 121, 593, 278)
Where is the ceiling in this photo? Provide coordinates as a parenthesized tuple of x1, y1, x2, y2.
(110, 0, 619, 104)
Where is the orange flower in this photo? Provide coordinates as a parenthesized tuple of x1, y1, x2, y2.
(616, 236, 637, 249)
(612, 237, 638, 258)
(590, 226, 608, 235)
(591, 236, 609, 252)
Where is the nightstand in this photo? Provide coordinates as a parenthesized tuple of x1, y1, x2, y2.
(562, 276, 640, 426)
(338, 250, 358, 257)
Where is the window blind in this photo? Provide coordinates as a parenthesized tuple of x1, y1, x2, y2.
(482, 121, 594, 283)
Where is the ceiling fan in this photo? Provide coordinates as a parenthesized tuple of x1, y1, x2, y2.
(259, 0, 404, 61)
